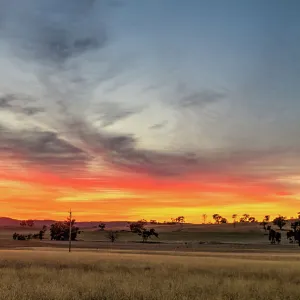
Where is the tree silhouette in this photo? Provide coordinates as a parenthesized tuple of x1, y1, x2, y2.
(20, 220, 26, 227)
(175, 216, 185, 224)
(240, 214, 250, 222)
(213, 214, 222, 224)
(137, 228, 159, 243)
(220, 217, 227, 224)
(50, 218, 80, 241)
(26, 220, 34, 227)
(232, 214, 237, 227)
(248, 217, 256, 223)
(38, 225, 47, 240)
(273, 216, 287, 230)
(20, 220, 34, 227)
(105, 230, 119, 243)
(202, 214, 207, 224)
(260, 215, 270, 231)
(129, 221, 145, 233)
(38, 230, 45, 240)
(98, 223, 106, 231)
(138, 219, 148, 225)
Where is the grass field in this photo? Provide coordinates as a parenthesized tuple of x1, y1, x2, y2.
(1, 249, 300, 300)
(1, 223, 300, 299)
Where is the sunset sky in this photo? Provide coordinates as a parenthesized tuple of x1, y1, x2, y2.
(0, 0, 299, 222)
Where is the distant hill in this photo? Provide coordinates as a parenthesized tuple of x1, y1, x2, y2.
(0, 217, 129, 229)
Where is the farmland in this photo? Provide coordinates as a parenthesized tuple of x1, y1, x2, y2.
(1, 223, 300, 299)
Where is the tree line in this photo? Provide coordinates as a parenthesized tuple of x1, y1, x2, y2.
(12, 217, 161, 244)
(12, 213, 298, 243)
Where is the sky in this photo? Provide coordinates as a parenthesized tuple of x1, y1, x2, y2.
(0, 0, 299, 222)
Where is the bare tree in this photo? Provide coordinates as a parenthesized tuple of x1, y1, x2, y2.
(105, 231, 119, 243)
(232, 214, 237, 228)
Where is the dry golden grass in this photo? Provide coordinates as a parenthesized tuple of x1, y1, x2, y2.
(1, 249, 300, 300)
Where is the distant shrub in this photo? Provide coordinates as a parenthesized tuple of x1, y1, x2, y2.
(105, 231, 119, 243)
(99, 223, 106, 231)
(12, 233, 27, 240)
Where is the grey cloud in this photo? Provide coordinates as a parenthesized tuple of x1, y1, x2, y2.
(1, 0, 110, 64)
(0, 125, 88, 172)
(0, 111, 299, 186)
(0, 95, 14, 108)
(63, 121, 198, 176)
(60, 117, 299, 181)
(0, 93, 44, 116)
(177, 89, 227, 108)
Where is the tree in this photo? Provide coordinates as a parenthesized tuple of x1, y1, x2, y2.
(38, 225, 47, 240)
(220, 217, 227, 224)
(99, 223, 106, 231)
(260, 215, 270, 231)
(105, 230, 119, 243)
(129, 221, 145, 233)
(138, 219, 148, 225)
(240, 214, 250, 223)
(26, 220, 35, 227)
(20, 220, 35, 227)
(20, 220, 27, 227)
(232, 214, 237, 227)
(12, 233, 30, 240)
(291, 221, 300, 231)
(150, 220, 157, 224)
(212, 214, 222, 224)
(248, 217, 256, 223)
(38, 230, 45, 240)
(50, 218, 80, 241)
(137, 228, 159, 243)
(273, 216, 287, 230)
(202, 214, 207, 224)
(175, 216, 185, 224)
